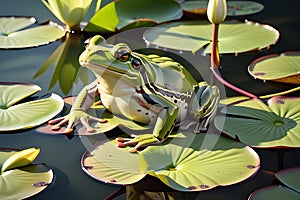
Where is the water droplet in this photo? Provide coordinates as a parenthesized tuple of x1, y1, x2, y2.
(179, 50, 183, 54)
(274, 120, 284, 126)
(247, 165, 256, 169)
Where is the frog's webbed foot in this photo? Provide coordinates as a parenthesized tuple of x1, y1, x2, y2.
(116, 134, 160, 153)
(48, 109, 107, 134)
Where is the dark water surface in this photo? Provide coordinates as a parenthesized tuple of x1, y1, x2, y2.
(1, 0, 300, 199)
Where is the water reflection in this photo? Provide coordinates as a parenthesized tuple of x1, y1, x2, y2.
(34, 32, 88, 95)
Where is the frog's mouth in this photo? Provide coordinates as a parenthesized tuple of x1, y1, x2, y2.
(80, 60, 138, 80)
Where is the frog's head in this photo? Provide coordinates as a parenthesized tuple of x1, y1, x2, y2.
(79, 35, 147, 83)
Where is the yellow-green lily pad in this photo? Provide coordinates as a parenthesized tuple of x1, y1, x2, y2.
(0, 17, 65, 49)
(37, 97, 149, 136)
(0, 82, 64, 131)
(248, 52, 300, 84)
(144, 20, 279, 54)
(0, 148, 53, 200)
(181, 1, 264, 16)
(82, 131, 260, 191)
(249, 167, 300, 200)
(214, 96, 300, 148)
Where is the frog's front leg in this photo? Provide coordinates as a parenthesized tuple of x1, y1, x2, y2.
(117, 94, 178, 153)
(189, 82, 220, 132)
(49, 80, 106, 134)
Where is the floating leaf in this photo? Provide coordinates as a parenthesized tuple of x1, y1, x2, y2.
(214, 96, 300, 147)
(181, 1, 264, 16)
(37, 97, 149, 135)
(249, 167, 300, 200)
(248, 52, 300, 84)
(144, 20, 279, 54)
(84, 0, 183, 33)
(82, 131, 260, 191)
(0, 83, 64, 131)
(0, 17, 65, 49)
(0, 148, 53, 200)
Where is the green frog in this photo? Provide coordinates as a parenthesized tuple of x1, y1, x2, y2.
(49, 35, 220, 153)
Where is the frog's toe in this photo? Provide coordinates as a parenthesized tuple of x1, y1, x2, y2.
(63, 127, 74, 134)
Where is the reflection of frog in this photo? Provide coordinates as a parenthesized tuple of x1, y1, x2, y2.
(49, 35, 220, 152)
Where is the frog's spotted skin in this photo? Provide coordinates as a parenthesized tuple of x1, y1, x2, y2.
(50, 35, 220, 152)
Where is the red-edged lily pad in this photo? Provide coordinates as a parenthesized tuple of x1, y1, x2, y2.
(0, 148, 53, 200)
(82, 131, 260, 191)
(249, 52, 300, 84)
(0, 82, 64, 131)
(249, 167, 300, 200)
(214, 96, 300, 148)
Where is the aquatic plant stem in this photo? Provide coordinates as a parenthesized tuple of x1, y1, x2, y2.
(210, 23, 258, 99)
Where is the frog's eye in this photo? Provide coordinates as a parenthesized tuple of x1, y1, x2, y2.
(131, 58, 142, 70)
(115, 47, 131, 62)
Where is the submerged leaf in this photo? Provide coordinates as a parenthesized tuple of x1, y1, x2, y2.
(0, 17, 65, 49)
(144, 20, 279, 54)
(214, 96, 300, 147)
(248, 52, 300, 84)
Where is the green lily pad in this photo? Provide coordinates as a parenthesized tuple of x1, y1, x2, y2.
(0, 82, 64, 131)
(249, 167, 300, 200)
(84, 0, 183, 33)
(214, 96, 300, 148)
(82, 131, 260, 191)
(36, 97, 149, 135)
(181, 1, 264, 16)
(0, 148, 53, 200)
(144, 20, 279, 54)
(0, 17, 65, 49)
(248, 52, 300, 84)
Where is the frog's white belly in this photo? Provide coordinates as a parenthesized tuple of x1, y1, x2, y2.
(97, 77, 188, 125)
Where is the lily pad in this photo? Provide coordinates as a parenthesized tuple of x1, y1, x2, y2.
(82, 131, 260, 191)
(0, 82, 64, 131)
(249, 167, 300, 200)
(248, 52, 300, 84)
(144, 20, 279, 54)
(84, 0, 183, 33)
(37, 96, 149, 135)
(0, 148, 53, 200)
(214, 96, 300, 148)
(181, 1, 264, 16)
(0, 17, 65, 49)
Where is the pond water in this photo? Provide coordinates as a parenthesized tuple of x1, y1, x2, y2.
(1, 0, 300, 199)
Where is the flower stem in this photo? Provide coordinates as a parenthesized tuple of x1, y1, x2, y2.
(210, 24, 258, 99)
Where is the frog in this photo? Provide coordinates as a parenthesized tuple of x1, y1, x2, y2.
(49, 35, 220, 153)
